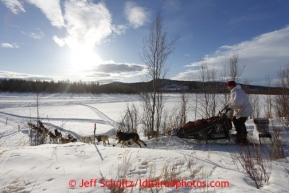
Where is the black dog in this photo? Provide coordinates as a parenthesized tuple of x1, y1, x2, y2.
(54, 129, 62, 138)
(113, 131, 147, 148)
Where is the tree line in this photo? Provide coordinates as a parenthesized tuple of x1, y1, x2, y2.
(0, 79, 139, 94)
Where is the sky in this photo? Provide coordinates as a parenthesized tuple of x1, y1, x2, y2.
(0, 0, 289, 86)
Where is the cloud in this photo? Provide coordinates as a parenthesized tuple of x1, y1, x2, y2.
(1, 43, 18, 48)
(83, 61, 148, 80)
(0, 71, 54, 81)
(21, 29, 45, 39)
(164, 0, 181, 12)
(88, 73, 111, 78)
(172, 70, 200, 82)
(59, 0, 112, 50)
(62, 61, 148, 82)
(1, 0, 25, 14)
(52, 36, 65, 47)
(125, 2, 149, 28)
(97, 62, 147, 74)
(2, 0, 114, 50)
(25, 0, 64, 28)
(2, 0, 142, 53)
(173, 26, 289, 85)
(112, 24, 128, 35)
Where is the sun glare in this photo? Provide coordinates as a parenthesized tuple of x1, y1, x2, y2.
(69, 48, 103, 72)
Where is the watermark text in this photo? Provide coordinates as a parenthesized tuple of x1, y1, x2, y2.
(68, 178, 230, 189)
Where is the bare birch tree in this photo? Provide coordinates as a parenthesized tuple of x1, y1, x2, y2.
(178, 90, 189, 126)
(197, 58, 218, 118)
(221, 53, 245, 119)
(242, 79, 260, 119)
(264, 74, 273, 119)
(119, 103, 139, 132)
(274, 64, 289, 125)
(227, 53, 245, 82)
(140, 10, 178, 138)
(221, 53, 245, 87)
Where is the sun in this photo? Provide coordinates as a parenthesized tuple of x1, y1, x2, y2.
(69, 47, 103, 72)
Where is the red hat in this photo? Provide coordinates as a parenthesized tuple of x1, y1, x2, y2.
(227, 81, 236, 87)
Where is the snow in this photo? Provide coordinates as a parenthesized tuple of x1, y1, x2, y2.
(0, 93, 289, 192)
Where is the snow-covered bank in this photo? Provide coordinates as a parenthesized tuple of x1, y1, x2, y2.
(0, 93, 289, 192)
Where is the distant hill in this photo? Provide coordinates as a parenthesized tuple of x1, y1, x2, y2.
(0, 78, 280, 94)
(107, 79, 276, 94)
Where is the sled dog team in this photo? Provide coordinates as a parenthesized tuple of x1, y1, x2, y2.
(81, 131, 147, 148)
(28, 121, 146, 147)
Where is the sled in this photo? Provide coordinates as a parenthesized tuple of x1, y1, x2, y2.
(177, 108, 232, 143)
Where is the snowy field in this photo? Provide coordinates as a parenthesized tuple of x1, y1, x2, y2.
(0, 93, 289, 193)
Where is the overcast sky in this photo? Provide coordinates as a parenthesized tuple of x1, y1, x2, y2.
(1, 0, 289, 86)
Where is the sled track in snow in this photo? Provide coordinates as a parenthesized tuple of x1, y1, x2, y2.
(0, 111, 106, 125)
(0, 104, 119, 128)
(81, 104, 119, 128)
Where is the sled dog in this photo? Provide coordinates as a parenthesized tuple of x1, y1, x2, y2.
(54, 129, 62, 138)
(113, 131, 147, 148)
(94, 135, 109, 146)
(81, 136, 93, 143)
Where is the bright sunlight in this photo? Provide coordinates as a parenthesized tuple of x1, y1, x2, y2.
(70, 48, 103, 72)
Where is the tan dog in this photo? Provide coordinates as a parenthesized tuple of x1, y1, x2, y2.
(48, 131, 59, 143)
(60, 137, 70, 144)
(81, 136, 93, 143)
(94, 135, 109, 146)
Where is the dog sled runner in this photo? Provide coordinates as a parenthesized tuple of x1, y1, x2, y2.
(177, 108, 232, 143)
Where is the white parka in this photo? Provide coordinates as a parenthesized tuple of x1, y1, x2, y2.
(226, 84, 253, 118)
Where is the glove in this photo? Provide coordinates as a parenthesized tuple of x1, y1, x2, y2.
(226, 108, 231, 111)
(224, 105, 231, 111)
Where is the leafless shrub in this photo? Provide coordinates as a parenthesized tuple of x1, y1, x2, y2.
(1, 178, 33, 193)
(159, 161, 182, 181)
(273, 65, 289, 125)
(139, 91, 153, 138)
(197, 58, 218, 118)
(243, 79, 260, 119)
(250, 94, 260, 119)
(235, 145, 271, 189)
(178, 90, 190, 126)
(99, 150, 133, 193)
(284, 166, 289, 179)
(228, 149, 242, 171)
(268, 127, 285, 160)
(184, 153, 201, 179)
(28, 122, 47, 146)
(119, 103, 139, 132)
(160, 111, 169, 135)
(264, 74, 273, 119)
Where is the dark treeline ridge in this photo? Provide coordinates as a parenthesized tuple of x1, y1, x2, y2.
(0, 78, 281, 94)
(0, 79, 140, 94)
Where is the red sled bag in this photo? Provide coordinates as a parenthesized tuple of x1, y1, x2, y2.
(181, 121, 194, 130)
(181, 119, 208, 131)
